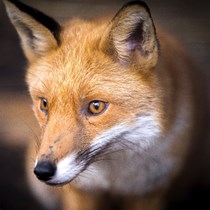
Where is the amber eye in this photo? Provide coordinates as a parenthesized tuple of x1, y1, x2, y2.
(88, 100, 107, 116)
(40, 98, 48, 113)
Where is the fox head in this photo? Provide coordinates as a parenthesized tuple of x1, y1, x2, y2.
(4, 0, 164, 186)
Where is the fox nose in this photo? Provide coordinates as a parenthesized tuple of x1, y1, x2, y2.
(34, 161, 56, 181)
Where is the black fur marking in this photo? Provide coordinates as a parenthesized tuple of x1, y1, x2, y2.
(6, 0, 61, 44)
(75, 130, 134, 172)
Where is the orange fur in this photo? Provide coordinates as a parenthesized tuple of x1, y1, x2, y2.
(4, 1, 207, 210)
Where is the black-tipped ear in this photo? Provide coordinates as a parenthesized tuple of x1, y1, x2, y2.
(101, 1, 159, 68)
(3, 0, 61, 62)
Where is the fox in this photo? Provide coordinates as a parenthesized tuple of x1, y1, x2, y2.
(3, 0, 209, 209)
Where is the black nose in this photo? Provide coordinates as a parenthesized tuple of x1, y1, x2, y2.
(34, 161, 56, 181)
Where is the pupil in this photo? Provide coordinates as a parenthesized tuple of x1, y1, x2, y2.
(93, 102, 99, 110)
(43, 99, 47, 107)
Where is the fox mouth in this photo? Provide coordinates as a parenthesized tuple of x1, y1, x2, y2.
(46, 177, 76, 186)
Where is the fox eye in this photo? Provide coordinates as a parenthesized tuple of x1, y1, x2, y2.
(40, 98, 48, 114)
(88, 100, 107, 116)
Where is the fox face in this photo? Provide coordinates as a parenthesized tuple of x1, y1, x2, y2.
(4, 0, 177, 194)
(28, 20, 162, 187)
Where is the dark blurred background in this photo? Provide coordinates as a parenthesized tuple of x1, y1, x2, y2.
(0, 0, 209, 210)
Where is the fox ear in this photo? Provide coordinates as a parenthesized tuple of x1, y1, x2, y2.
(3, 0, 61, 62)
(101, 1, 159, 68)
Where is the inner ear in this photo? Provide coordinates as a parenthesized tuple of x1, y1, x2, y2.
(124, 21, 144, 55)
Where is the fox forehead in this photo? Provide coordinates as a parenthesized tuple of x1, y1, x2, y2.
(26, 20, 99, 92)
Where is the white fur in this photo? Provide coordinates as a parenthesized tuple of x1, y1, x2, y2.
(91, 114, 160, 150)
(34, 157, 38, 167)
